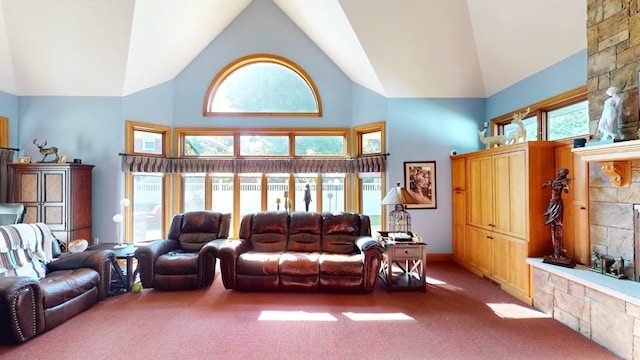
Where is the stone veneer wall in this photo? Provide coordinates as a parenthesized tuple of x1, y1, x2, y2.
(589, 160, 640, 279)
(532, 266, 639, 359)
(587, 0, 639, 139)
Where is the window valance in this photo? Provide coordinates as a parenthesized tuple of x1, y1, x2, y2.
(120, 154, 385, 174)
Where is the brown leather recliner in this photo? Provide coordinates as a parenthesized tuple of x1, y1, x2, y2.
(134, 211, 231, 291)
(0, 223, 114, 344)
(218, 211, 383, 293)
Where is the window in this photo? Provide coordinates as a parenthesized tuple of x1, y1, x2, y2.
(493, 86, 588, 141)
(354, 122, 385, 232)
(203, 54, 322, 116)
(173, 128, 361, 237)
(125, 121, 171, 243)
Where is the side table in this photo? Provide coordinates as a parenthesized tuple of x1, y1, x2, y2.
(379, 240, 427, 292)
(87, 243, 137, 294)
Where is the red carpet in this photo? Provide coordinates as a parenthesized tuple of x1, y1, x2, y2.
(0, 262, 618, 359)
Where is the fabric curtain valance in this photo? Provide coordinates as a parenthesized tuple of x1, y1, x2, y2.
(0, 149, 15, 203)
(120, 154, 385, 174)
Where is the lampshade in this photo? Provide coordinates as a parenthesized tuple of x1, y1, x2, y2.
(381, 181, 418, 205)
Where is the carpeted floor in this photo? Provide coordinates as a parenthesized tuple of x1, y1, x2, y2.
(0, 262, 619, 360)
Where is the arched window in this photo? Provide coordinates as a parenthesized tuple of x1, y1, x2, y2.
(203, 54, 322, 116)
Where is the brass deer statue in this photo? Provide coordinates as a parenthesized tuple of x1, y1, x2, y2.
(33, 139, 59, 162)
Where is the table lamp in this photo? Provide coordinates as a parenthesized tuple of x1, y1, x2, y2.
(381, 181, 417, 233)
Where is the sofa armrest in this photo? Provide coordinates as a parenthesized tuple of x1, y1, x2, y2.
(355, 236, 383, 292)
(134, 239, 180, 289)
(0, 277, 45, 343)
(197, 241, 220, 288)
(217, 239, 251, 290)
(48, 250, 115, 300)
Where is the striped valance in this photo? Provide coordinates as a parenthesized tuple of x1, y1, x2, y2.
(120, 154, 385, 174)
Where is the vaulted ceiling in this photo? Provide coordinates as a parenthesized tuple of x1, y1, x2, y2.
(0, 0, 586, 98)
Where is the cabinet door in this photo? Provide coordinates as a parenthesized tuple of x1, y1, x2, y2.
(451, 157, 466, 191)
(452, 188, 467, 262)
(466, 225, 492, 275)
(492, 151, 526, 238)
(491, 234, 510, 284)
(467, 156, 494, 231)
(13, 170, 40, 223)
(509, 238, 529, 295)
(41, 170, 66, 230)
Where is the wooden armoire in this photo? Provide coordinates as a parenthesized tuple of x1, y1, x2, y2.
(8, 163, 93, 249)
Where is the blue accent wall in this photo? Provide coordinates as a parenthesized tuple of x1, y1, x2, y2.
(0, 0, 587, 254)
(487, 49, 587, 119)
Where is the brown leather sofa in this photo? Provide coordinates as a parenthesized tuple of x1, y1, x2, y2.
(218, 211, 383, 292)
(134, 211, 231, 291)
(0, 223, 114, 344)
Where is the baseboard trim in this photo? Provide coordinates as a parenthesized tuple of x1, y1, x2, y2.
(426, 253, 452, 262)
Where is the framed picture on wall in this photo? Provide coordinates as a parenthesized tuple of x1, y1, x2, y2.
(404, 161, 437, 209)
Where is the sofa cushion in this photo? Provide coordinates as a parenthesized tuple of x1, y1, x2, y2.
(287, 212, 322, 252)
(250, 212, 288, 252)
(279, 252, 320, 276)
(40, 268, 100, 308)
(321, 212, 360, 254)
(319, 253, 363, 276)
(178, 212, 224, 252)
(237, 252, 281, 276)
(0, 223, 53, 279)
(156, 251, 198, 275)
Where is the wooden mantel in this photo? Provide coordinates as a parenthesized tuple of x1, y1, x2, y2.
(572, 139, 640, 187)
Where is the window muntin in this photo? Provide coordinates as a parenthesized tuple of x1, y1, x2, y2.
(548, 100, 589, 140)
(294, 135, 345, 156)
(184, 135, 233, 156)
(204, 54, 322, 116)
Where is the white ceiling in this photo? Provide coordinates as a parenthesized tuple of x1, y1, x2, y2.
(0, 0, 587, 98)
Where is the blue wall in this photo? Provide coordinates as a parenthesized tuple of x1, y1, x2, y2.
(487, 49, 587, 119)
(0, 0, 587, 254)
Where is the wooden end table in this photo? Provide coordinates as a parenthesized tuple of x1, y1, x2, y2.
(379, 239, 427, 292)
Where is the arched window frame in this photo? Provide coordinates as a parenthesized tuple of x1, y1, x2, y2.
(203, 53, 323, 117)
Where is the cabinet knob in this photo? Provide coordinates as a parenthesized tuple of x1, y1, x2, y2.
(580, 206, 586, 210)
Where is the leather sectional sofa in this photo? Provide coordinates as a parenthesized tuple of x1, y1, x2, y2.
(218, 211, 383, 292)
(0, 223, 114, 343)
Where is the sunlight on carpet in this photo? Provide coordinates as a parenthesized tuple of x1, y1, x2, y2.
(487, 303, 552, 319)
(342, 312, 414, 321)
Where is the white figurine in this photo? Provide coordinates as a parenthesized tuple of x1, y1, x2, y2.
(506, 107, 530, 145)
(477, 129, 506, 149)
(597, 86, 622, 140)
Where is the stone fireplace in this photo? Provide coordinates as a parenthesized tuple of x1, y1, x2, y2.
(589, 159, 640, 281)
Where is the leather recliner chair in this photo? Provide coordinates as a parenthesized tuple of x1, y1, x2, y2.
(134, 211, 231, 291)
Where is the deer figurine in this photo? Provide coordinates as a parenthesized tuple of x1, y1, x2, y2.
(33, 139, 59, 162)
(506, 107, 530, 145)
(477, 129, 506, 149)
